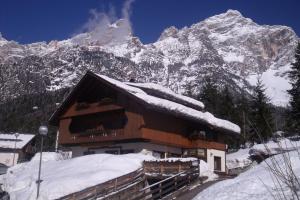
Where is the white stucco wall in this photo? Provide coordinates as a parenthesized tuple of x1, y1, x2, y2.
(69, 144, 226, 173)
(206, 149, 226, 172)
(70, 142, 182, 158)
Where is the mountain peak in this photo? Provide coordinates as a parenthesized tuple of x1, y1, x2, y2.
(224, 9, 242, 17)
(205, 9, 245, 22)
(0, 32, 6, 41)
(0, 32, 8, 46)
(201, 9, 255, 29)
(158, 26, 179, 41)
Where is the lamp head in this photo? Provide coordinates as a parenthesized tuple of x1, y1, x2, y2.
(38, 126, 48, 136)
(15, 132, 19, 138)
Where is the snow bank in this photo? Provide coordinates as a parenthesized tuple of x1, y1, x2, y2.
(194, 150, 300, 200)
(2, 152, 154, 200)
(199, 160, 218, 182)
(226, 138, 300, 169)
(252, 138, 300, 155)
(226, 148, 252, 169)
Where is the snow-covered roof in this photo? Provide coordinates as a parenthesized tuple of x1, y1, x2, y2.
(126, 82, 205, 110)
(97, 74, 240, 135)
(0, 133, 35, 149)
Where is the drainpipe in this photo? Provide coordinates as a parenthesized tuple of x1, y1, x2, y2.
(55, 130, 59, 152)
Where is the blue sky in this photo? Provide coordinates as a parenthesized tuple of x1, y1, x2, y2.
(0, 0, 299, 44)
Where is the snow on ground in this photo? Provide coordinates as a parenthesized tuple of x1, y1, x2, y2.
(1, 152, 154, 200)
(226, 148, 252, 169)
(251, 138, 300, 154)
(194, 150, 300, 200)
(226, 138, 300, 169)
(199, 160, 218, 182)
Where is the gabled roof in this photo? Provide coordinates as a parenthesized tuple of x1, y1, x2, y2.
(0, 133, 35, 150)
(49, 71, 241, 135)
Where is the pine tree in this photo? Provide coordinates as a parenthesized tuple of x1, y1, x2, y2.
(197, 78, 220, 115)
(287, 42, 300, 133)
(219, 86, 235, 121)
(236, 89, 252, 143)
(250, 78, 274, 142)
(183, 83, 195, 98)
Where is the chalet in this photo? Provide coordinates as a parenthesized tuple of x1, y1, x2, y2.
(49, 71, 241, 172)
(0, 133, 35, 166)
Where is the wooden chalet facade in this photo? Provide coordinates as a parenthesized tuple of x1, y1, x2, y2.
(49, 71, 240, 172)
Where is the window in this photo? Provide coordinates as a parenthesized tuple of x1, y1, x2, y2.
(105, 150, 119, 155)
(121, 149, 134, 154)
(69, 111, 127, 134)
(183, 148, 206, 160)
(83, 150, 95, 155)
(214, 156, 222, 171)
(197, 149, 205, 157)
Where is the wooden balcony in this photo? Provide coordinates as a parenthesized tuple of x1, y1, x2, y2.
(141, 127, 226, 151)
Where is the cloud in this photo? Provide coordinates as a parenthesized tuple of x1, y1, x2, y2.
(122, 0, 135, 22)
(73, 0, 135, 45)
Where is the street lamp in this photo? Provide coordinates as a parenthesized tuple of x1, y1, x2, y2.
(36, 125, 48, 199)
(12, 133, 19, 166)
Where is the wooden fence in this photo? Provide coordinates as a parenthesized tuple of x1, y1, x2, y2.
(130, 167, 199, 200)
(56, 168, 145, 200)
(103, 160, 200, 200)
(56, 159, 200, 200)
(143, 159, 199, 176)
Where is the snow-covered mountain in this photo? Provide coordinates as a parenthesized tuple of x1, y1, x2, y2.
(0, 10, 298, 106)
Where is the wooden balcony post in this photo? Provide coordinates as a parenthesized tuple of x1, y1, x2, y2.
(159, 182, 162, 198)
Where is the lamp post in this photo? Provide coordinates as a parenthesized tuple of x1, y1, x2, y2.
(36, 125, 48, 199)
(12, 132, 19, 166)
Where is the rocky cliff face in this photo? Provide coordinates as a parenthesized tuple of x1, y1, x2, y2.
(0, 10, 298, 106)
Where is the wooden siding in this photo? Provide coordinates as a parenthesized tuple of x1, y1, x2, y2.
(58, 105, 145, 145)
(58, 100, 226, 151)
(141, 128, 226, 151)
(61, 102, 124, 119)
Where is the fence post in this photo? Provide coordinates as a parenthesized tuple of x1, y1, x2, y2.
(159, 182, 162, 198)
(175, 176, 177, 190)
(115, 178, 118, 191)
(94, 187, 97, 199)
